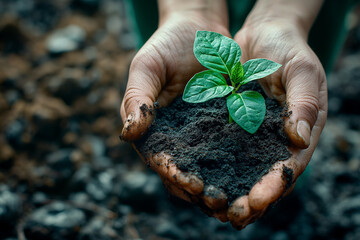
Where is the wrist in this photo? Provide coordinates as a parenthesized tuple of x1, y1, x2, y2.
(157, 0, 228, 28)
(242, 0, 324, 39)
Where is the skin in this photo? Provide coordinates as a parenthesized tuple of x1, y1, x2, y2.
(120, 0, 327, 230)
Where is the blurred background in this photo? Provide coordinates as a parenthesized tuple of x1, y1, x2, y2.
(0, 0, 359, 239)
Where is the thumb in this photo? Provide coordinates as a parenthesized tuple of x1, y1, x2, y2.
(120, 54, 164, 141)
(284, 59, 325, 149)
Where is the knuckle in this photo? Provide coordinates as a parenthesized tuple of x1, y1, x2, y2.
(285, 52, 324, 83)
(292, 96, 319, 125)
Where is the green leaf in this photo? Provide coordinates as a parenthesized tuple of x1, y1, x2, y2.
(242, 59, 282, 84)
(183, 70, 234, 103)
(194, 31, 241, 75)
(226, 91, 266, 134)
(231, 61, 244, 84)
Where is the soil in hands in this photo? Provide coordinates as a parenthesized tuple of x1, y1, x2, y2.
(135, 82, 292, 204)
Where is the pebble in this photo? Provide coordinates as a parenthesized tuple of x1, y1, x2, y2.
(331, 195, 360, 228)
(46, 25, 86, 54)
(46, 149, 76, 180)
(47, 67, 92, 104)
(84, 135, 105, 157)
(78, 217, 118, 240)
(69, 192, 91, 206)
(70, 163, 92, 191)
(31, 192, 49, 207)
(4, 118, 26, 148)
(155, 220, 183, 239)
(119, 172, 164, 211)
(24, 201, 86, 239)
(92, 156, 112, 171)
(5, 90, 21, 106)
(0, 185, 21, 224)
(86, 169, 116, 202)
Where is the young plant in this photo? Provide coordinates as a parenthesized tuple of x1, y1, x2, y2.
(182, 31, 282, 134)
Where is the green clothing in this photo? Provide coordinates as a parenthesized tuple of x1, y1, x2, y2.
(125, 0, 359, 74)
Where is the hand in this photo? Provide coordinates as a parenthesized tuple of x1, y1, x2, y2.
(120, 0, 232, 221)
(226, 19, 328, 229)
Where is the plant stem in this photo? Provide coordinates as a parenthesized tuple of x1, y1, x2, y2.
(234, 83, 242, 92)
(229, 114, 233, 123)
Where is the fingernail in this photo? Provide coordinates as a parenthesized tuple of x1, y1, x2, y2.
(297, 120, 311, 147)
(120, 113, 134, 140)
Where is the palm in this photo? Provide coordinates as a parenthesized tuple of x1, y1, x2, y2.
(120, 15, 231, 220)
(225, 23, 328, 229)
(122, 18, 229, 113)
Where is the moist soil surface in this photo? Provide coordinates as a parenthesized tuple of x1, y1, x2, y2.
(135, 82, 292, 203)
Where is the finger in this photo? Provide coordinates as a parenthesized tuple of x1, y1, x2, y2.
(120, 50, 166, 141)
(247, 149, 304, 211)
(228, 196, 266, 230)
(248, 161, 289, 211)
(228, 196, 250, 230)
(149, 152, 204, 195)
(247, 148, 301, 211)
(160, 175, 192, 203)
(213, 209, 229, 223)
(248, 72, 327, 210)
(283, 53, 326, 148)
(201, 185, 228, 210)
(248, 104, 327, 211)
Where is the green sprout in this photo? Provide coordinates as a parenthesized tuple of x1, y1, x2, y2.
(182, 31, 282, 134)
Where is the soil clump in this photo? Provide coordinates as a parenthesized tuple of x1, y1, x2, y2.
(135, 83, 292, 203)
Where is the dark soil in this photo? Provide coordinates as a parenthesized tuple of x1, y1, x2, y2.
(135, 83, 292, 203)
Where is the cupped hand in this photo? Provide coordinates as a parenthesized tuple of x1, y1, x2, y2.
(120, 9, 232, 221)
(120, 13, 229, 140)
(226, 20, 328, 229)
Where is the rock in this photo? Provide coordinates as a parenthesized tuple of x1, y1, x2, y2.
(328, 53, 360, 115)
(117, 205, 131, 217)
(26, 95, 71, 140)
(44, 149, 77, 187)
(0, 140, 14, 167)
(46, 25, 86, 54)
(86, 169, 116, 202)
(4, 90, 21, 106)
(69, 192, 91, 206)
(46, 149, 76, 177)
(155, 220, 183, 239)
(31, 192, 49, 207)
(119, 172, 164, 211)
(4, 118, 26, 148)
(70, 163, 92, 191)
(47, 67, 93, 104)
(0, 16, 28, 54)
(92, 156, 112, 171)
(0, 185, 21, 224)
(331, 195, 360, 228)
(118, 29, 136, 51)
(106, 15, 123, 35)
(83, 135, 105, 158)
(78, 217, 118, 240)
(24, 201, 86, 240)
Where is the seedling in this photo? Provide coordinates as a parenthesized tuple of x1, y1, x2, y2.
(182, 31, 282, 134)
